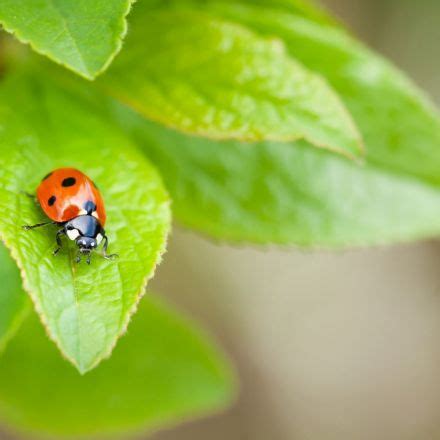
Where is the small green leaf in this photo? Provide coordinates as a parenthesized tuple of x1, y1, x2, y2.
(100, 8, 363, 158)
(0, 67, 171, 373)
(0, 295, 236, 437)
(0, 0, 134, 79)
(0, 245, 29, 352)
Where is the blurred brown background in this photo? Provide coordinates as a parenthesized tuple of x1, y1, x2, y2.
(150, 1, 440, 439)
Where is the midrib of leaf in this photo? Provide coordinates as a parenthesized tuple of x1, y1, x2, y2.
(47, 0, 89, 76)
(63, 210, 141, 372)
(0, 0, 136, 79)
(67, 248, 88, 370)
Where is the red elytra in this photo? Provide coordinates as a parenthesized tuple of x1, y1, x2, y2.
(36, 168, 106, 225)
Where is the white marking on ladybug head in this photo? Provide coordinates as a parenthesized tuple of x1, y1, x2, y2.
(67, 228, 80, 241)
(78, 209, 87, 215)
(96, 233, 103, 244)
(92, 211, 99, 219)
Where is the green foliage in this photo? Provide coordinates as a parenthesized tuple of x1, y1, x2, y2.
(0, 245, 29, 351)
(0, 295, 235, 437)
(0, 0, 133, 79)
(197, 1, 440, 182)
(100, 8, 363, 158)
(114, 107, 440, 246)
(107, 0, 440, 246)
(0, 67, 171, 373)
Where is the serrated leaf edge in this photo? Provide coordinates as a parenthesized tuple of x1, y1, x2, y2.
(0, 196, 171, 374)
(0, 0, 136, 80)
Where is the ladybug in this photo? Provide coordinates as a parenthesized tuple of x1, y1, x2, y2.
(23, 168, 118, 264)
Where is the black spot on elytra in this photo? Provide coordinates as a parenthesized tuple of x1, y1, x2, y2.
(62, 177, 76, 187)
(42, 172, 53, 181)
(48, 195, 56, 206)
(84, 200, 97, 215)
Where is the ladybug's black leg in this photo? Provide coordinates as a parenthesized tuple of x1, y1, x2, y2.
(23, 221, 56, 230)
(102, 235, 118, 260)
(86, 253, 92, 265)
(53, 229, 66, 256)
(76, 252, 82, 264)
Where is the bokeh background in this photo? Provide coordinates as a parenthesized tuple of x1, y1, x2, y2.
(149, 1, 440, 439)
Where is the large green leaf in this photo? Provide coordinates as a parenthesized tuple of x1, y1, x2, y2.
(0, 295, 236, 437)
(100, 8, 363, 158)
(0, 0, 133, 79)
(109, 0, 440, 246)
(0, 245, 29, 352)
(0, 67, 171, 373)
(114, 108, 440, 246)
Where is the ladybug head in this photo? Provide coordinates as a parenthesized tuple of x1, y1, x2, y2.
(76, 236, 98, 252)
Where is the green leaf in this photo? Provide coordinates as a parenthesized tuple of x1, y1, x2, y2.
(0, 0, 134, 79)
(113, 108, 440, 247)
(0, 295, 236, 437)
(0, 67, 171, 373)
(107, 1, 440, 246)
(175, 1, 440, 183)
(0, 244, 29, 352)
(99, 8, 363, 159)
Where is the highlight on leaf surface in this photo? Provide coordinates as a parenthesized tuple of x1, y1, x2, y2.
(100, 7, 364, 159)
(0, 295, 236, 438)
(0, 0, 134, 79)
(0, 67, 171, 373)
